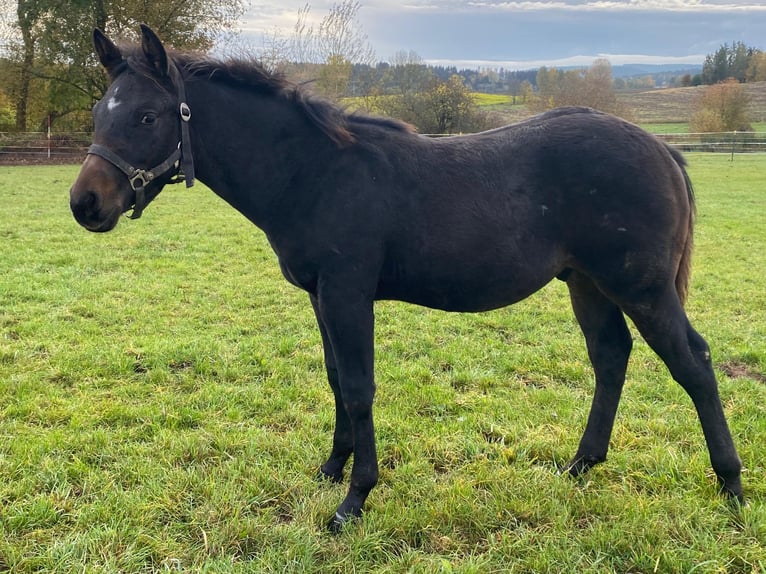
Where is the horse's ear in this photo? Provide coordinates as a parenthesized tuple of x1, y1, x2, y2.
(93, 28, 122, 73)
(140, 24, 169, 77)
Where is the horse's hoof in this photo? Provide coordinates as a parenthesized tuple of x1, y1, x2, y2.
(327, 511, 346, 533)
(559, 454, 604, 477)
(721, 484, 745, 508)
(326, 510, 360, 533)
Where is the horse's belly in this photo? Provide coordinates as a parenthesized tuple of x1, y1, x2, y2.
(376, 260, 558, 312)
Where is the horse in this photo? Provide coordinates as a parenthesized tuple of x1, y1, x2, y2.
(70, 25, 743, 530)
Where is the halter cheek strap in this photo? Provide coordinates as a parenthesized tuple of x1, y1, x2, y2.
(87, 60, 195, 220)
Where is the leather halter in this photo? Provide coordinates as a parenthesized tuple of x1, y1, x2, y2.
(87, 60, 195, 219)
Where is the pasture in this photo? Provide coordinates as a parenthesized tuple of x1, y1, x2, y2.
(0, 155, 764, 572)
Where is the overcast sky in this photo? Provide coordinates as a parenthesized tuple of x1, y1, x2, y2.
(242, 0, 766, 69)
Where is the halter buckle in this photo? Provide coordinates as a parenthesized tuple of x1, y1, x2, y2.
(129, 169, 153, 191)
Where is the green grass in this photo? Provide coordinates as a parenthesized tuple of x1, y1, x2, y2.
(641, 122, 766, 134)
(1, 156, 765, 572)
(641, 122, 690, 134)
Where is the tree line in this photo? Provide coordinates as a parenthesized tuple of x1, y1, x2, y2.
(0, 0, 763, 134)
(701, 42, 766, 85)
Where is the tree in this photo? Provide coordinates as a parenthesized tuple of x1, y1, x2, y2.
(316, 1, 374, 68)
(529, 59, 627, 118)
(702, 42, 762, 84)
(4, 0, 245, 130)
(420, 74, 486, 134)
(388, 50, 431, 96)
(260, 1, 376, 100)
(518, 80, 534, 104)
(317, 53, 353, 100)
(690, 79, 751, 133)
(377, 71, 491, 134)
(746, 51, 766, 82)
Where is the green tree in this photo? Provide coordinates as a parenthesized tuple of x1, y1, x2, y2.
(702, 42, 761, 84)
(317, 53, 353, 100)
(388, 50, 431, 96)
(5, 0, 245, 130)
(420, 74, 486, 134)
(377, 72, 490, 134)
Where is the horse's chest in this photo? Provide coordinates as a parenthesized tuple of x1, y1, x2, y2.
(277, 257, 318, 293)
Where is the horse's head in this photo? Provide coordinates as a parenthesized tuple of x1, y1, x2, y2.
(70, 25, 194, 232)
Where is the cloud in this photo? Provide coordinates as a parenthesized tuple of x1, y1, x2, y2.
(368, 0, 766, 10)
(241, 1, 766, 68)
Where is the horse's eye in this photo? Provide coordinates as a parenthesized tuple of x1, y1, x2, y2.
(141, 113, 157, 125)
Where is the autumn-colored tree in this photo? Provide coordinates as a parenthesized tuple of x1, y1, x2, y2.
(746, 51, 766, 82)
(690, 79, 752, 132)
(529, 59, 627, 118)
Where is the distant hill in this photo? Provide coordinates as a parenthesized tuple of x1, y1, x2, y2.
(485, 81, 765, 126)
(619, 81, 766, 124)
(610, 63, 702, 79)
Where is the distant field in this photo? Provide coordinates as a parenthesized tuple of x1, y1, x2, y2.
(473, 93, 515, 106)
(619, 81, 766, 125)
(474, 81, 766, 129)
(642, 122, 766, 134)
(0, 157, 764, 572)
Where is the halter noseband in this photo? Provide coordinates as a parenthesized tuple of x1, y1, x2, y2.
(87, 60, 195, 220)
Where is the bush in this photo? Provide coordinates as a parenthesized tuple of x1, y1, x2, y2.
(690, 79, 752, 132)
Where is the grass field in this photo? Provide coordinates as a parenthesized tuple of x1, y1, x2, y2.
(1, 155, 765, 572)
(475, 81, 766, 130)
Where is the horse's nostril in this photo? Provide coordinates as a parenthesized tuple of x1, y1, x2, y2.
(83, 190, 100, 211)
(71, 189, 100, 214)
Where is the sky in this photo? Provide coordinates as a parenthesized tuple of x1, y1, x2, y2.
(241, 0, 766, 69)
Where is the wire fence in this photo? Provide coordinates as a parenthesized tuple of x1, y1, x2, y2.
(1, 130, 765, 163)
(655, 131, 766, 154)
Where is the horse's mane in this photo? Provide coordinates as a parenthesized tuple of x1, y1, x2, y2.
(120, 46, 415, 147)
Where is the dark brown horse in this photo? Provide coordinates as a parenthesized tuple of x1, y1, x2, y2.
(70, 26, 743, 530)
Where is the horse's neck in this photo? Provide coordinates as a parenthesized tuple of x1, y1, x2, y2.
(186, 81, 326, 229)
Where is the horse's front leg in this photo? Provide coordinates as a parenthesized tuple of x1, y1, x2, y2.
(310, 294, 353, 483)
(313, 287, 378, 531)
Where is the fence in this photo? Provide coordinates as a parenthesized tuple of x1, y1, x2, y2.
(0, 132, 91, 162)
(1, 130, 765, 163)
(654, 131, 766, 153)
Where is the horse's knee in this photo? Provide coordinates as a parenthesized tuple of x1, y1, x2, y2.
(341, 386, 375, 419)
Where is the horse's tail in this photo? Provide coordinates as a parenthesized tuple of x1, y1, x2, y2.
(668, 144, 696, 306)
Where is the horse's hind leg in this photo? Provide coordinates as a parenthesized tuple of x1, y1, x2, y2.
(622, 287, 743, 500)
(565, 271, 633, 476)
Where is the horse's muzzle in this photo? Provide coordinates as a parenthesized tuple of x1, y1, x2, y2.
(70, 154, 128, 232)
(69, 186, 122, 232)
